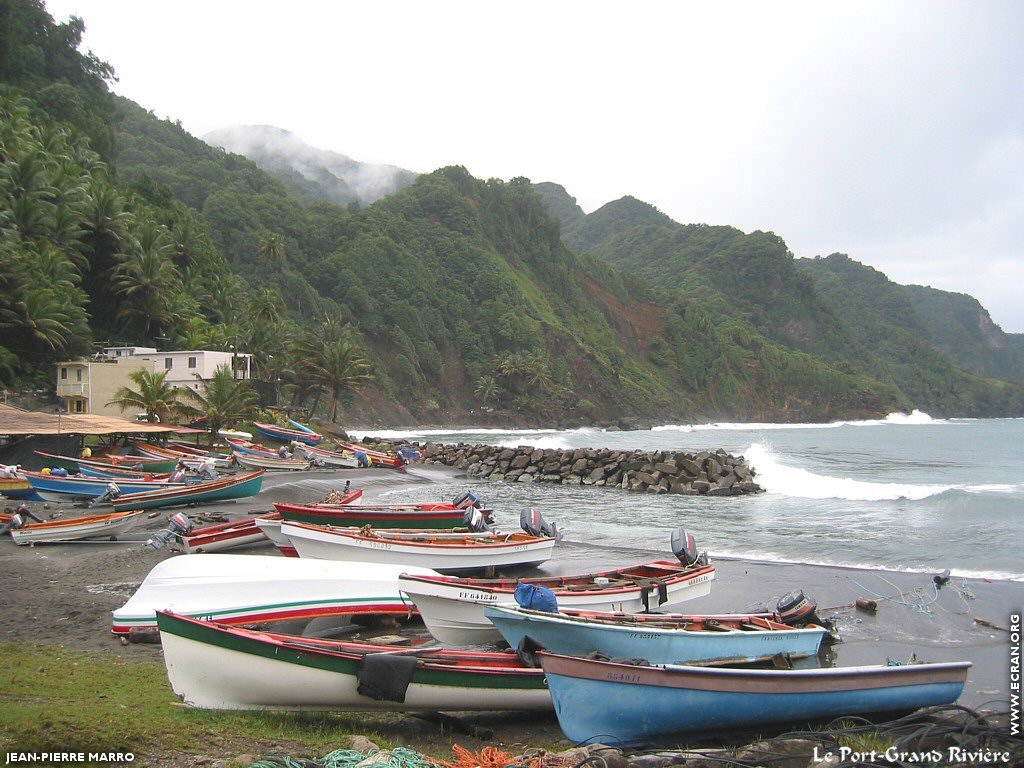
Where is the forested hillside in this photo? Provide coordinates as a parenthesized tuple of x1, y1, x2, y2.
(2, 0, 1005, 423)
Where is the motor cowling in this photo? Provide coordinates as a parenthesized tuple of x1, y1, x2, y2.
(777, 589, 822, 627)
(520, 508, 561, 540)
(463, 507, 492, 532)
(146, 512, 193, 551)
(452, 490, 479, 510)
(671, 528, 700, 566)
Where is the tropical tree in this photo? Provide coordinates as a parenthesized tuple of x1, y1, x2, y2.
(474, 374, 500, 403)
(259, 232, 284, 268)
(307, 338, 373, 423)
(182, 364, 258, 436)
(107, 369, 195, 423)
(112, 222, 181, 337)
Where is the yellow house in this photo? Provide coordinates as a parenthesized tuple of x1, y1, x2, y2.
(56, 358, 155, 418)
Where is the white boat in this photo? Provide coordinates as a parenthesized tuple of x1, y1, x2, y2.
(254, 518, 297, 557)
(10, 510, 146, 545)
(157, 612, 551, 712)
(292, 443, 360, 468)
(399, 560, 716, 645)
(111, 554, 438, 634)
(280, 522, 556, 572)
(233, 453, 312, 471)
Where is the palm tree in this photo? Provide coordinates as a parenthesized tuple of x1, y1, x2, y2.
(182, 364, 258, 436)
(6, 287, 76, 352)
(307, 339, 373, 423)
(259, 232, 284, 268)
(113, 223, 181, 337)
(474, 374, 500, 403)
(107, 369, 195, 423)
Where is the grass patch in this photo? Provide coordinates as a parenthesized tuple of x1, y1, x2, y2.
(0, 643, 392, 763)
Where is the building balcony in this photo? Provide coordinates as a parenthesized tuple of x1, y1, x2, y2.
(57, 382, 86, 395)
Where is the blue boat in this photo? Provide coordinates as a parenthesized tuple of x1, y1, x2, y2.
(484, 606, 828, 665)
(22, 470, 188, 502)
(287, 418, 319, 436)
(539, 652, 970, 745)
(253, 421, 321, 445)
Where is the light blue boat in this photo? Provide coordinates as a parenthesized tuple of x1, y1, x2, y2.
(23, 470, 187, 502)
(539, 653, 970, 745)
(484, 605, 827, 665)
(287, 419, 319, 435)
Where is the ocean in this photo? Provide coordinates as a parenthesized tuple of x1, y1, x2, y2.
(353, 413, 1024, 582)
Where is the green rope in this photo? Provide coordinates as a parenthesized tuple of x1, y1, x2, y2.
(251, 748, 441, 768)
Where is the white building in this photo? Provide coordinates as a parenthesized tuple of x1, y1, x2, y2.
(56, 348, 253, 416)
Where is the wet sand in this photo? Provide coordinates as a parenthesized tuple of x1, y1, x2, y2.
(1, 465, 1020, 709)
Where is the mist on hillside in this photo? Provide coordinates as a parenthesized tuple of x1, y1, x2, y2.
(203, 125, 418, 206)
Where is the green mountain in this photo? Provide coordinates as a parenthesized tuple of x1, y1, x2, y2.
(904, 284, 1024, 383)
(796, 254, 1024, 416)
(203, 125, 418, 208)
(563, 195, 674, 253)
(532, 182, 585, 228)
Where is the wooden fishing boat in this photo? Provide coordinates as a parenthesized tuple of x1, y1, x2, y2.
(254, 518, 298, 557)
(0, 475, 35, 500)
(128, 441, 182, 460)
(110, 471, 265, 512)
(275, 502, 466, 529)
(334, 442, 406, 468)
(483, 606, 827, 665)
(282, 522, 557, 572)
(35, 451, 177, 474)
(178, 513, 278, 554)
(254, 421, 322, 445)
(78, 464, 169, 481)
(399, 560, 716, 645)
(10, 510, 146, 545)
(22, 470, 187, 501)
(112, 555, 437, 633)
(539, 652, 971, 745)
(224, 437, 278, 457)
(157, 612, 550, 711)
(292, 443, 360, 468)
(233, 453, 313, 471)
(287, 418, 320, 436)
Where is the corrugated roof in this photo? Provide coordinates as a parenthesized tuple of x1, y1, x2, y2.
(0, 404, 203, 436)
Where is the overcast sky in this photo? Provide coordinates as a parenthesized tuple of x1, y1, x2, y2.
(45, 0, 1024, 331)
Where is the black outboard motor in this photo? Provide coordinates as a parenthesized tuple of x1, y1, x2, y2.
(777, 589, 823, 627)
(463, 507, 492, 533)
(146, 512, 194, 551)
(670, 528, 709, 567)
(521, 508, 561, 540)
(452, 490, 480, 510)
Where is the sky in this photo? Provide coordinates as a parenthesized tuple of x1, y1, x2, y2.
(44, 0, 1024, 331)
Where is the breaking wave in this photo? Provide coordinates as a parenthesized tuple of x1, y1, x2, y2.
(652, 410, 947, 432)
(744, 443, 1021, 501)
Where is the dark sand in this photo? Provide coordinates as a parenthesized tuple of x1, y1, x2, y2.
(1, 464, 1020, 711)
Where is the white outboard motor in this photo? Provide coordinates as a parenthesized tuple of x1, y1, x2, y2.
(452, 490, 480, 510)
(146, 512, 193, 550)
(463, 507, 492, 532)
(670, 528, 708, 567)
(521, 508, 561, 540)
(0, 513, 24, 535)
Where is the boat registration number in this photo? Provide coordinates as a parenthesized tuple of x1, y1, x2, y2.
(457, 591, 499, 602)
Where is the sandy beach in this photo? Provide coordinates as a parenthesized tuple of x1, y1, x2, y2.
(1, 463, 1019, 713)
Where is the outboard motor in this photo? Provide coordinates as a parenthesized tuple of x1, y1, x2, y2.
(15, 503, 44, 524)
(777, 589, 822, 627)
(89, 482, 122, 507)
(146, 513, 193, 551)
(463, 507, 492, 533)
(0, 513, 24, 536)
(521, 508, 561, 540)
(671, 528, 708, 567)
(452, 491, 479, 510)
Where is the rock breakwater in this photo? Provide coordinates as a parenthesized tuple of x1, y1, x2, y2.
(364, 439, 764, 496)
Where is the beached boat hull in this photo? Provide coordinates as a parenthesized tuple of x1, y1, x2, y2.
(179, 514, 278, 553)
(275, 503, 465, 529)
(110, 471, 265, 512)
(254, 422, 322, 445)
(0, 476, 37, 500)
(224, 438, 277, 457)
(157, 612, 550, 712)
(23, 470, 186, 501)
(11, 510, 146, 544)
(233, 453, 311, 471)
(484, 606, 827, 665)
(400, 561, 716, 645)
(539, 653, 971, 745)
(293, 444, 360, 468)
(335, 442, 405, 468)
(254, 518, 298, 557)
(36, 451, 177, 474)
(282, 522, 556, 571)
(112, 555, 435, 634)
